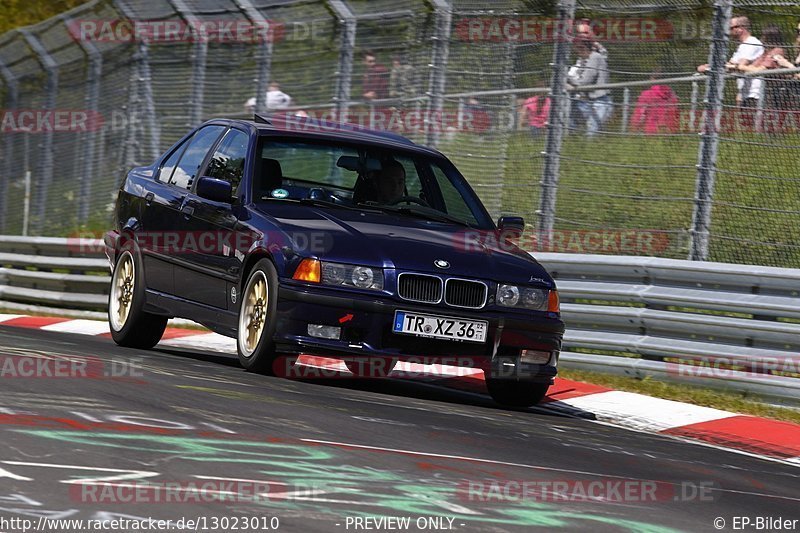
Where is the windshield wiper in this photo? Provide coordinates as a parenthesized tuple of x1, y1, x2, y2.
(367, 204, 474, 228)
(298, 197, 383, 213)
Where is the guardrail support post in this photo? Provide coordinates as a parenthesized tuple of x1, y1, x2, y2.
(20, 29, 58, 236)
(0, 59, 18, 234)
(689, 0, 732, 261)
(328, 0, 356, 124)
(425, 0, 452, 148)
(537, 0, 575, 250)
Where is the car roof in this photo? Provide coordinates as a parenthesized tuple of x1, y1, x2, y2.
(204, 117, 444, 158)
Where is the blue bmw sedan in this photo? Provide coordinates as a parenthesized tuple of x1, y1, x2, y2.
(105, 116, 564, 407)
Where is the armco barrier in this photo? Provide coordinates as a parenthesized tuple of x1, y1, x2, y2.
(0, 237, 797, 402)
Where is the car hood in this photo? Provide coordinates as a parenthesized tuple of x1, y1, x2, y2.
(254, 203, 554, 287)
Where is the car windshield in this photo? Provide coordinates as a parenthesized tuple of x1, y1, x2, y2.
(253, 137, 494, 229)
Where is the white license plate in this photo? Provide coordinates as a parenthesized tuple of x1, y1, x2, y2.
(393, 311, 488, 343)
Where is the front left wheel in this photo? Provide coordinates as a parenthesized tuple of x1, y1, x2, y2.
(108, 247, 168, 349)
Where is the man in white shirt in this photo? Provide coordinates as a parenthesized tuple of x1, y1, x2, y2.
(697, 16, 764, 106)
(244, 82, 293, 114)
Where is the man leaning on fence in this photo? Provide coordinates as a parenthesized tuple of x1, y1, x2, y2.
(697, 15, 764, 108)
(567, 37, 612, 137)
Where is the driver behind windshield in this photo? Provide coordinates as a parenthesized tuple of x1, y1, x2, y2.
(374, 159, 406, 204)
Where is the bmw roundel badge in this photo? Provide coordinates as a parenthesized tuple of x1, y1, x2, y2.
(434, 259, 450, 269)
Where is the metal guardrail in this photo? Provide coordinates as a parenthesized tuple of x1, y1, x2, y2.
(0, 236, 108, 311)
(536, 253, 800, 404)
(0, 237, 797, 403)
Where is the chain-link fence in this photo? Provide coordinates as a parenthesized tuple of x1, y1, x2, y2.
(0, 0, 798, 267)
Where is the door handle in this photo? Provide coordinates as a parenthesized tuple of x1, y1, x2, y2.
(182, 206, 194, 219)
(144, 192, 154, 206)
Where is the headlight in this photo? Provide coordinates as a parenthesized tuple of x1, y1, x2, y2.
(497, 284, 520, 306)
(497, 284, 549, 311)
(321, 261, 383, 291)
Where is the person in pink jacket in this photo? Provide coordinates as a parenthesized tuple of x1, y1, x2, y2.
(630, 80, 679, 134)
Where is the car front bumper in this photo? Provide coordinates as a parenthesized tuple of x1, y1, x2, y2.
(273, 281, 564, 382)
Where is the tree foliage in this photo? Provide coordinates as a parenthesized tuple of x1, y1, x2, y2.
(0, 0, 87, 36)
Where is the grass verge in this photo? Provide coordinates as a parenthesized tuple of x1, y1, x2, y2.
(558, 367, 800, 425)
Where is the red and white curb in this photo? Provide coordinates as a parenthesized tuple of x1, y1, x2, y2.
(2, 314, 799, 465)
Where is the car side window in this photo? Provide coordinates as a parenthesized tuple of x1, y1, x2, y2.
(158, 140, 188, 183)
(169, 125, 226, 190)
(203, 129, 249, 195)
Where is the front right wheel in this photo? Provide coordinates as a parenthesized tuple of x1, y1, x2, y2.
(486, 379, 550, 408)
(237, 259, 291, 375)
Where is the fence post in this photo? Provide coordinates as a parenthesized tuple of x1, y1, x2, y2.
(235, 0, 274, 114)
(689, 75, 700, 131)
(689, 0, 732, 261)
(537, 0, 575, 249)
(113, 0, 160, 160)
(122, 48, 142, 172)
(0, 59, 18, 234)
(754, 75, 765, 133)
(329, 0, 356, 124)
(425, 0, 452, 148)
(62, 14, 103, 226)
(20, 29, 58, 236)
(621, 88, 630, 133)
(169, 0, 208, 127)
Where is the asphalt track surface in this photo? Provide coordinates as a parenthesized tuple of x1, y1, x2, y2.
(0, 325, 798, 533)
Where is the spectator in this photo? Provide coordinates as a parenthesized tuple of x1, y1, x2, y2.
(773, 20, 800, 78)
(522, 94, 550, 137)
(244, 81, 292, 114)
(567, 38, 612, 136)
(266, 82, 292, 110)
(568, 20, 607, 132)
(389, 55, 414, 101)
(362, 51, 389, 101)
(630, 73, 679, 134)
(576, 19, 607, 57)
(735, 25, 789, 108)
(697, 15, 763, 107)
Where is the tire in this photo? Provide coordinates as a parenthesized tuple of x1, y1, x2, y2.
(237, 259, 287, 374)
(108, 246, 168, 349)
(344, 357, 398, 378)
(486, 379, 550, 408)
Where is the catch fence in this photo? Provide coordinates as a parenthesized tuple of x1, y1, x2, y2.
(0, 0, 799, 267)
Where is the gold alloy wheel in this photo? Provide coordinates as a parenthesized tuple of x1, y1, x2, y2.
(110, 251, 135, 331)
(238, 270, 268, 357)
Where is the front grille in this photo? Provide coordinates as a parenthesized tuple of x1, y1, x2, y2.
(398, 273, 442, 303)
(445, 279, 487, 309)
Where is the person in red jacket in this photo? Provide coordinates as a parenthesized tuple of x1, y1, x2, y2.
(630, 77, 679, 134)
(522, 94, 551, 137)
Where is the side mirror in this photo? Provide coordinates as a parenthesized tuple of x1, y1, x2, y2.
(498, 216, 525, 245)
(196, 176, 233, 204)
(498, 216, 525, 238)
